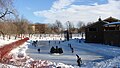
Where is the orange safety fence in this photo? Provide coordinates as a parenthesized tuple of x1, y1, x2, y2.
(0, 37, 29, 62)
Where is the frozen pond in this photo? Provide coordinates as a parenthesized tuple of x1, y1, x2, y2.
(26, 39, 120, 66)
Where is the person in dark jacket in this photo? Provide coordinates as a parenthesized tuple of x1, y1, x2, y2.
(71, 47, 74, 53)
(38, 48, 40, 53)
(76, 54, 82, 67)
(48, 40, 50, 45)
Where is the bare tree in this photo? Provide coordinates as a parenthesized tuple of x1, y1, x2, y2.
(65, 21, 74, 33)
(15, 17, 29, 34)
(0, 22, 5, 39)
(44, 23, 52, 34)
(77, 21, 84, 29)
(54, 20, 63, 34)
(7, 21, 17, 34)
(46, 23, 59, 34)
(0, 0, 18, 20)
(77, 21, 85, 33)
(28, 24, 34, 34)
(51, 23, 58, 33)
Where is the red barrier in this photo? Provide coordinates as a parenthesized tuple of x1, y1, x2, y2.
(0, 37, 29, 62)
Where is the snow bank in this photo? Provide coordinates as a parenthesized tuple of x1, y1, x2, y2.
(92, 56, 120, 68)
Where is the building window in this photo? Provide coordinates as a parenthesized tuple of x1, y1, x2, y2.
(88, 28, 97, 31)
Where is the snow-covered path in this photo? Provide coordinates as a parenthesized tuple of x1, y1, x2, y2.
(26, 39, 120, 66)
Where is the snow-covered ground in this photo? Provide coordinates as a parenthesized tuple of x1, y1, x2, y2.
(26, 39, 120, 67)
(0, 34, 120, 68)
(0, 35, 22, 47)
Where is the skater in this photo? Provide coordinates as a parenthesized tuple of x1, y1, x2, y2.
(79, 40, 81, 43)
(68, 44, 71, 47)
(32, 40, 37, 47)
(71, 47, 74, 53)
(49, 40, 50, 45)
(58, 41, 60, 44)
(56, 46, 59, 53)
(76, 54, 82, 67)
(38, 48, 40, 53)
(69, 44, 72, 48)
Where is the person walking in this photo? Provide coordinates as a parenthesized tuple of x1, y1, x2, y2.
(49, 40, 50, 45)
(38, 48, 40, 53)
(58, 41, 60, 44)
(76, 54, 82, 67)
(71, 47, 74, 53)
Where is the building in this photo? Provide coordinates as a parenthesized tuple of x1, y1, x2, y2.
(85, 18, 107, 43)
(103, 16, 119, 23)
(85, 17, 120, 46)
(104, 22, 120, 46)
(30, 23, 48, 34)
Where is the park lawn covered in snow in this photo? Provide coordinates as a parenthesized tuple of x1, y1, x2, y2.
(26, 37, 120, 68)
(0, 36, 21, 47)
(0, 35, 120, 68)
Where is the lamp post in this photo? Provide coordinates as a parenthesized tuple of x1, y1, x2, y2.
(64, 30, 69, 41)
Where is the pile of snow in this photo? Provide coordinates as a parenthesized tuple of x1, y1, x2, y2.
(0, 63, 18, 68)
(82, 56, 120, 68)
(27, 60, 75, 68)
(92, 56, 120, 68)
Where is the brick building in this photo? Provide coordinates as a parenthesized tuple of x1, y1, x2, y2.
(30, 23, 48, 34)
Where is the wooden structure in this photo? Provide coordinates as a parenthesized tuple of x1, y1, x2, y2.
(104, 22, 120, 46)
(103, 16, 119, 23)
(85, 18, 107, 43)
(85, 17, 120, 46)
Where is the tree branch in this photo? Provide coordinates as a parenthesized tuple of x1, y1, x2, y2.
(0, 8, 14, 20)
(0, 8, 8, 19)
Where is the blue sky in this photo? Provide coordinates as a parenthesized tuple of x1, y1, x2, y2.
(14, 0, 55, 23)
(13, 0, 120, 24)
(73, 0, 108, 5)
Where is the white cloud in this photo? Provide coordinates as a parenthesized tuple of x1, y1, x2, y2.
(52, 0, 75, 10)
(33, 0, 120, 26)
